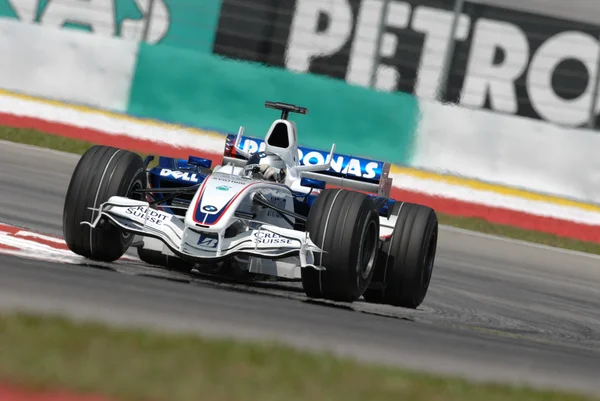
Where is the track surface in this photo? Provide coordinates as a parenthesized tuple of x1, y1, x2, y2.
(1, 141, 600, 395)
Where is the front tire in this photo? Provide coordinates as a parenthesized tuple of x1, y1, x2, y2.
(63, 145, 146, 262)
(363, 202, 438, 308)
(301, 189, 380, 302)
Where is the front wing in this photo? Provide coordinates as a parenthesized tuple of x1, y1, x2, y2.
(83, 196, 325, 267)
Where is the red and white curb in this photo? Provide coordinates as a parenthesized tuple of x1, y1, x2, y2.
(0, 223, 138, 265)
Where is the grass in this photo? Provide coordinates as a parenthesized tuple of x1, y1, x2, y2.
(0, 126, 97, 154)
(0, 312, 596, 401)
(1, 126, 599, 256)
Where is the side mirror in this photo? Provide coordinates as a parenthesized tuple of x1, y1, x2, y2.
(188, 156, 212, 169)
(300, 177, 326, 190)
(143, 155, 155, 168)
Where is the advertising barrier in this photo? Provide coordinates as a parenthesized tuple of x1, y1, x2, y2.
(1, 17, 599, 206)
(412, 99, 600, 204)
(0, 0, 222, 52)
(3, 0, 600, 128)
(0, 18, 138, 111)
(213, 0, 600, 128)
(127, 42, 421, 166)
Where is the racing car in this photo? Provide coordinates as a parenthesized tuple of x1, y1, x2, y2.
(62, 101, 438, 308)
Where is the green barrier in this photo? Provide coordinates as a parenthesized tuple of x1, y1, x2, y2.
(128, 42, 421, 165)
(159, 0, 222, 53)
(0, 0, 222, 54)
(0, 0, 18, 18)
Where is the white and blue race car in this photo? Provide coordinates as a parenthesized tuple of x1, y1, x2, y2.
(62, 101, 438, 308)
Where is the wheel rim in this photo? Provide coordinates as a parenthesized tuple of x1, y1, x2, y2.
(358, 219, 378, 279)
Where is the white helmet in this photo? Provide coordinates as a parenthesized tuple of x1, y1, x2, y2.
(243, 152, 287, 183)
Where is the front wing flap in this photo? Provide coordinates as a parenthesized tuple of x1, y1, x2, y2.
(83, 196, 325, 268)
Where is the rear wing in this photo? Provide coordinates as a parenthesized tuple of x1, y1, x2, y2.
(222, 134, 392, 198)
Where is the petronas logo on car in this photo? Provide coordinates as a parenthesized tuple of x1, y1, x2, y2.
(62, 100, 438, 310)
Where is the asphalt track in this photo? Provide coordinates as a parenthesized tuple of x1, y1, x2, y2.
(1, 141, 600, 396)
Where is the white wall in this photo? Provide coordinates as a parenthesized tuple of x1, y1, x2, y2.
(413, 99, 600, 204)
(0, 18, 138, 112)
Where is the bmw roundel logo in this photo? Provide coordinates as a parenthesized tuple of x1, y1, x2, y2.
(202, 205, 218, 212)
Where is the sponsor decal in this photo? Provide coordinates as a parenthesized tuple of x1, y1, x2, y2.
(216, 185, 232, 191)
(202, 205, 218, 212)
(214, 0, 600, 127)
(1, 0, 171, 44)
(236, 137, 382, 180)
(2, 0, 224, 54)
(160, 168, 200, 183)
(125, 206, 169, 226)
(197, 235, 219, 248)
(254, 231, 293, 245)
(213, 176, 249, 185)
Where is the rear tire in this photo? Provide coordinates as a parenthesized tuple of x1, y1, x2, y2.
(63, 145, 146, 262)
(137, 247, 194, 273)
(301, 189, 379, 302)
(363, 202, 438, 308)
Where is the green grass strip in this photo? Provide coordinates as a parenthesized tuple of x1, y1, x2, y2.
(0, 312, 596, 401)
(0, 126, 97, 154)
(1, 125, 599, 256)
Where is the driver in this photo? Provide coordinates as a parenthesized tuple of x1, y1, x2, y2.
(243, 152, 287, 183)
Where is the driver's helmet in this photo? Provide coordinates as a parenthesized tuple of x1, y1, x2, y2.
(243, 151, 287, 183)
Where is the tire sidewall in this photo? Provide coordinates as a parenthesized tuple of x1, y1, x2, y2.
(416, 216, 437, 304)
(95, 159, 147, 256)
(63, 146, 147, 262)
(302, 189, 380, 302)
(352, 207, 379, 298)
(390, 205, 438, 308)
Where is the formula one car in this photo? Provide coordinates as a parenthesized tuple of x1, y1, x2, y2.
(62, 101, 438, 308)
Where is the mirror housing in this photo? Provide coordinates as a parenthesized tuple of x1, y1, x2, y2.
(300, 177, 326, 190)
(188, 156, 212, 169)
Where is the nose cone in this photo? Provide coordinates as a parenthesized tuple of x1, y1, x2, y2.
(184, 173, 254, 231)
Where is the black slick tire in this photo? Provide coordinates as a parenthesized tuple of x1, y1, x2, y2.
(363, 202, 438, 308)
(62, 145, 147, 262)
(301, 189, 379, 302)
